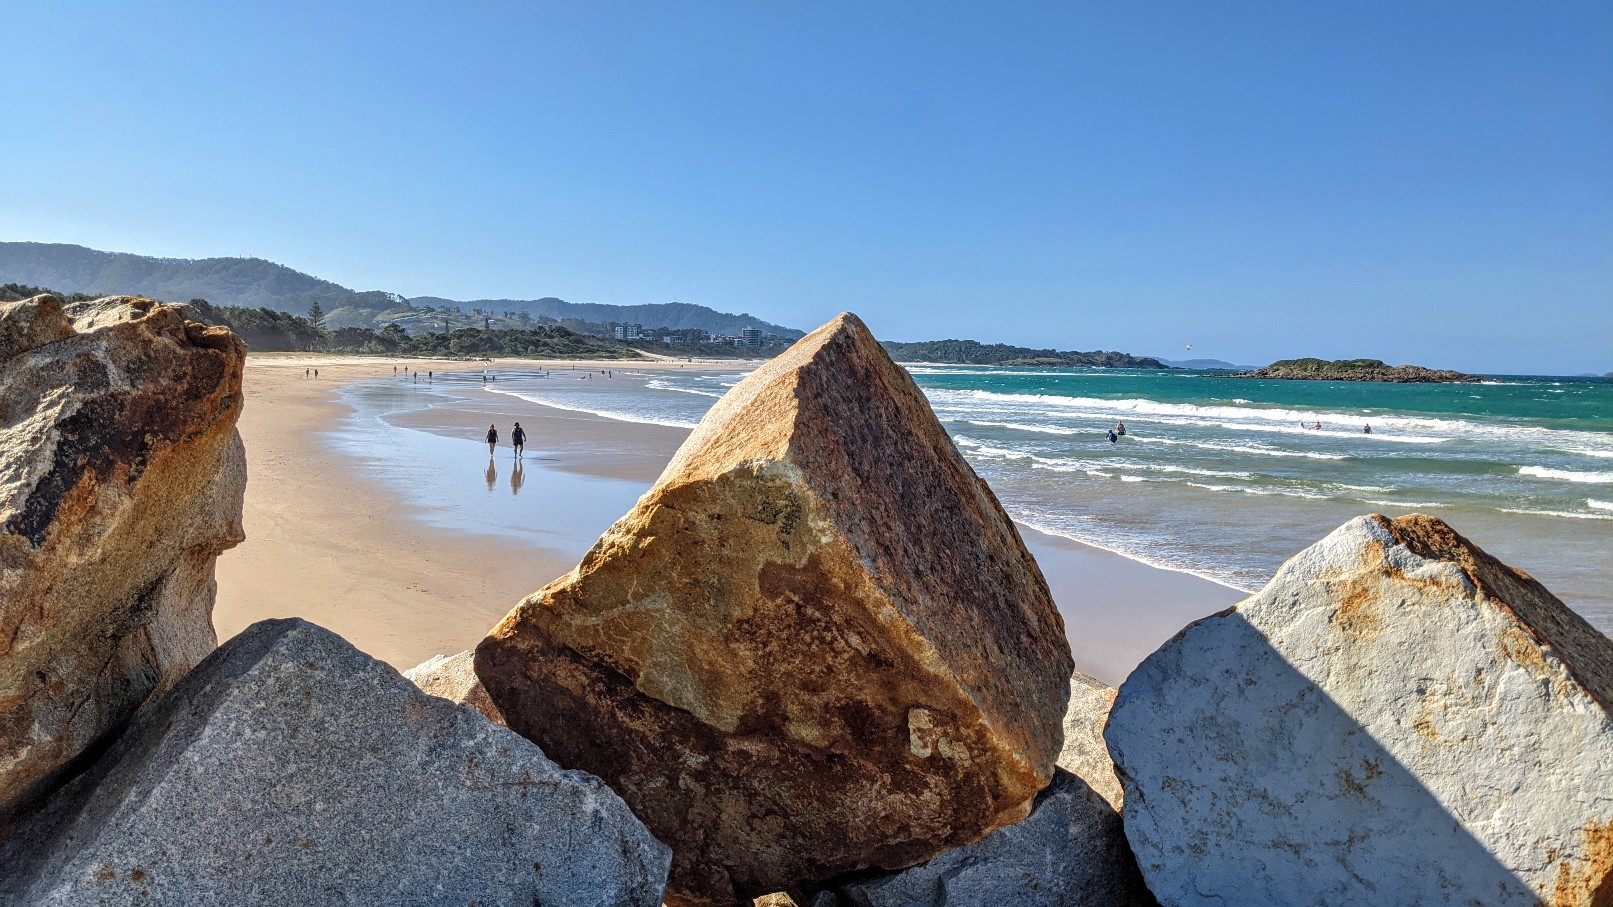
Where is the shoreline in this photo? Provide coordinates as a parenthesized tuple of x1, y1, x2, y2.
(216, 354, 1243, 686)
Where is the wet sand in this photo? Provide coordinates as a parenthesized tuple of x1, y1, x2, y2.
(216, 353, 1243, 686)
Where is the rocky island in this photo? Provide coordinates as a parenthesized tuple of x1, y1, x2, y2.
(1236, 357, 1480, 382)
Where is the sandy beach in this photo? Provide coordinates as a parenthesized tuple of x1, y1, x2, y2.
(215, 353, 1243, 686)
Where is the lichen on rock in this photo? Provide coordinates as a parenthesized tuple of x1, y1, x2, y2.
(1106, 513, 1613, 906)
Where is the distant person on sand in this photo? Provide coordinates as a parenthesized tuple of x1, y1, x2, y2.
(305, 368, 309, 378)
(314, 368, 319, 378)
(512, 422, 526, 457)
(485, 423, 498, 455)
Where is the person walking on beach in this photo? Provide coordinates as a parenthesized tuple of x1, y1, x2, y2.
(511, 422, 526, 458)
(305, 368, 310, 378)
(485, 423, 499, 456)
(314, 368, 319, 378)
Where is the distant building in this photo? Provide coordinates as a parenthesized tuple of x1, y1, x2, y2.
(614, 323, 644, 341)
(740, 328, 764, 347)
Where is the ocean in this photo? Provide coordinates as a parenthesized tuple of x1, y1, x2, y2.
(473, 364, 1613, 632)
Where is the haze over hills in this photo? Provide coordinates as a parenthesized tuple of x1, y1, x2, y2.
(1153, 357, 1255, 370)
(0, 242, 801, 338)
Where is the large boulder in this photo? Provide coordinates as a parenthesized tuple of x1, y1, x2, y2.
(404, 650, 506, 726)
(1106, 514, 1613, 906)
(0, 295, 246, 820)
(477, 313, 1074, 906)
(832, 769, 1155, 907)
(0, 618, 672, 906)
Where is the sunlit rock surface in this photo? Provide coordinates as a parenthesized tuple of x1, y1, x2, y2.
(1058, 670, 1124, 810)
(479, 312, 1074, 906)
(404, 650, 505, 726)
(0, 295, 246, 821)
(0, 619, 671, 906)
(1107, 514, 1613, 906)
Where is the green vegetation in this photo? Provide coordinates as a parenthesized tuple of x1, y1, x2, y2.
(1237, 358, 1479, 383)
(1, 282, 96, 304)
(881, 339, 1169, 369)
(0, 242, 802, 338)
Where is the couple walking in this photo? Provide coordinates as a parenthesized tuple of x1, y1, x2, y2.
(486, 422, 527, 456)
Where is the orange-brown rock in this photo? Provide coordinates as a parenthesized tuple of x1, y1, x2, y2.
(477, 312, 1073, 906)
(0, 296, 246, 822)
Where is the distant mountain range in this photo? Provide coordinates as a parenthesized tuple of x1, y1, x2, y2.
(0, 242, 801, 338)
(1154, 357, 1256, 370)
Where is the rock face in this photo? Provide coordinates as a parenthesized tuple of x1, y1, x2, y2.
(0, 295, 246, 820)
(1235, 357, 1479, 383)
(404, 650, 505, 726)
(1106, 514, 1613, 906)
(478, 313, 1074, 906)
(0, 618, 672, 907)
(833, 769, 1155, 907)
(1058, 671, 1124, 810)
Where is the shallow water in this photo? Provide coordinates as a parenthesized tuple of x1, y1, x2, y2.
(480, 366, 1613, 633)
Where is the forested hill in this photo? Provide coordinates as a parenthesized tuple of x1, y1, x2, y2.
(0, 242, 379, 312)
(410, 296, 800, 339)
(0, 242, 798, 338)
(882, 338, 1170, 369)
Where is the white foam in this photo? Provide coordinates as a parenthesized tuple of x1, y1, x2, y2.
(1136, 436, 1351, 460)
(1589, 499, 1613, 511)
(645, 379, 725, 399)
(1518, 465, 1613, 485)
(481, 385, 701, 429)
(1498, 507, 1613, 522)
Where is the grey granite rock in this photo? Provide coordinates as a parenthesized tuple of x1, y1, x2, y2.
(0, 618, 671, 907)
(1106, 514, 1613, 906)
(833, 769, 1154, 907)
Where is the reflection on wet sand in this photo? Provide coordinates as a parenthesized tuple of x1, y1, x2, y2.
(510, 459, 524, 495)
(484, 458, 496, 491)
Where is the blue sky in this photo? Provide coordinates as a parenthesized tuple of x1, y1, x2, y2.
(3, 2, 1609, 373)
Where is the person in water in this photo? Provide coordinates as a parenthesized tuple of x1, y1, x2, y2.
(1107, 429, 1118, 444)
(485, 423, 498, 455)
(511, 422, 526, 457)
(1364, 424, 1372, 434)
(1115, 421, 1126, 436)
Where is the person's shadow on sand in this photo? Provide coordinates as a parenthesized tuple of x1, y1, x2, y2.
(484, 458, 497, 492)
(510, 460, 525, 496)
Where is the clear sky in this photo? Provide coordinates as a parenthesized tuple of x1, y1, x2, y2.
(4, 2, 1609, 374)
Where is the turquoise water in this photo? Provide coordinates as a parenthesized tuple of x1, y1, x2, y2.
(484, 366, 1613, 631)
